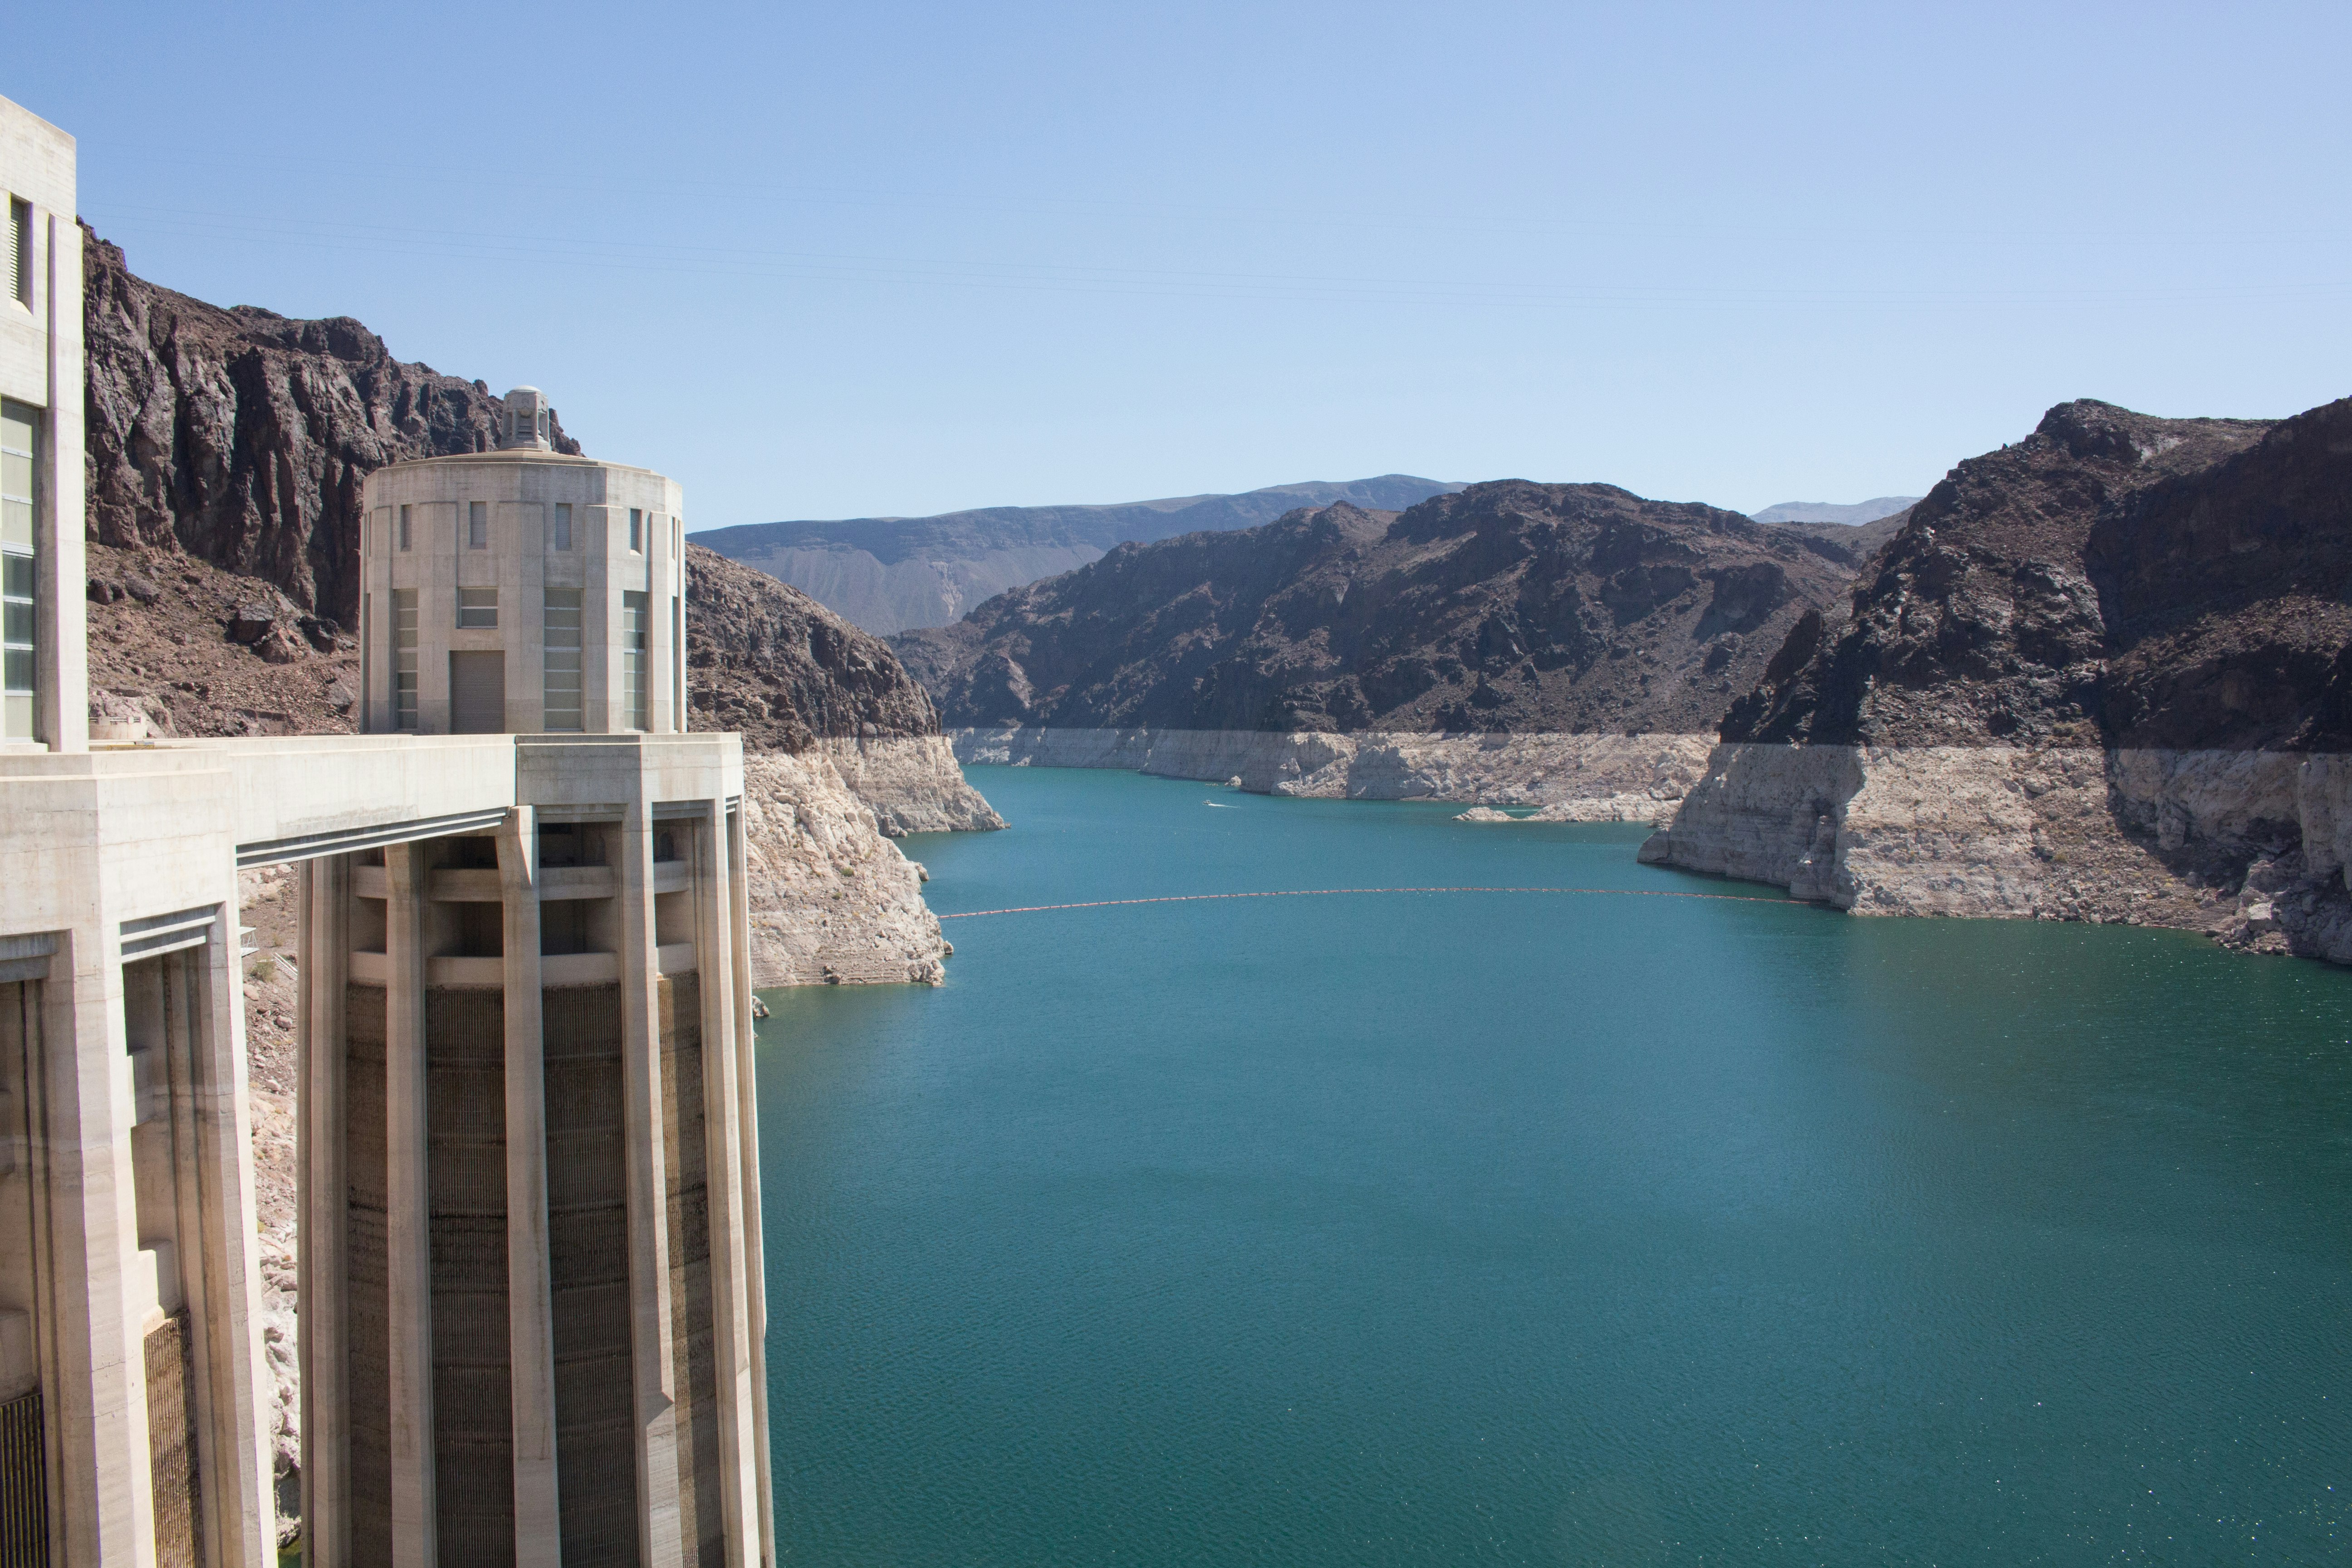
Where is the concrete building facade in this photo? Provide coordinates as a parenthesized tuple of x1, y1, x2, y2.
(0, 93, 83, 755)
(0, 92, 774, 1568)
(357, 401, 690, 739)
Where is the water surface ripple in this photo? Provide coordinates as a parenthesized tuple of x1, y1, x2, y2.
(757, 767, 2352, 1565)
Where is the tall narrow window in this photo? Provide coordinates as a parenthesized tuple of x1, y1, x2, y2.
(543, 588, 583, 731)
(392, 589, 419, 730)
(622, 590, 650, 730)
(1, 401, 37, 741)
(398, 505, 412, 551)
(628, 508, 642, 553)
(468, 500, 487, 549)
(553, 502, 573, 551)
(456, 588, 498, 628)
(7, 198, 29, 307)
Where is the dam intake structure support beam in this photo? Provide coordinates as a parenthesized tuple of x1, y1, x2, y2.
(293, 735, 766, 1568)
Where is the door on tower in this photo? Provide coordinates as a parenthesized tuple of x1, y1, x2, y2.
(449, 650, 506, 734)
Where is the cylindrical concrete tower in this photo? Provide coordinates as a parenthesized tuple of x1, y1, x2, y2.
(303, 390, 772, 1568)
(357, 390, 689, 737)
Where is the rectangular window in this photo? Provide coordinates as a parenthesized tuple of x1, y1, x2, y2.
(398, 504, 412, 551)
(622, 589, 650, 730)
(468, 500, 487, 549)
(628, 508, 642, 553)
(393, 589, 418, 730)
(456, 587, 498, 628)
(553, 502, 572, 551)
(543, 588, 583, 731)
(2, 400, 36, 741)
(7, 198, 28, 307)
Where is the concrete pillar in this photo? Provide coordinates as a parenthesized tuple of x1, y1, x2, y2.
(382, 846, 435, 1568)
(157, 925, 273, 1568)
(37, 215, 88, 755)
(692, 806, 758, 1564)
(616, 800, 684, 1564)
(39, 928, 158, 1566)
(494, 811, 560, 1568)
(193, 908, 277, 1568)
(299, 858, 352, 1567)
(726, 803, 776, 1566)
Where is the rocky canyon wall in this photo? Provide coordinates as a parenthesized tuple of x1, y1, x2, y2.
(1641, 393, 2352, 966)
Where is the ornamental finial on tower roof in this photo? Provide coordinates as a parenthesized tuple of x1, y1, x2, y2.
(499, 385, 553, 451)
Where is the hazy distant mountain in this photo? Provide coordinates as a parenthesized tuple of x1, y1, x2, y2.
(691, 475, 1461, 634)
(1749, 496, 1920, 526)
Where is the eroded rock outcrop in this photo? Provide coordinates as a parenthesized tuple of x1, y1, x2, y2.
(1647, 395, 2352, 964)
(684, 541, 1005, 845)
(740, 750, 959, 985)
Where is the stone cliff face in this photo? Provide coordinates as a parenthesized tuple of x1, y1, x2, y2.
(894, 484, 1860, 737)
(83, 228, 578, 622)
(1723, 401, 2273, 747)
(684, 541, 947, 752)
(1648, 395, 2352, 966)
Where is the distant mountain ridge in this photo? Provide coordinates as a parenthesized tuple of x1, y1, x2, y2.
(1749, 496, 1920, 526)
(691, 475, 1461, 634)
(889, 483, 1861, 736)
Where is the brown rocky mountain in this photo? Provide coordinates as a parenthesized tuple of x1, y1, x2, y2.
(1721, 399, 2292, 748)
(83, 223, 576, 624)
(890, 482, 1862, 735)
(683, 541, 953, 750)
(1643, 392, 2352, 969)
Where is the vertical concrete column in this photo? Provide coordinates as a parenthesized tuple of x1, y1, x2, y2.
(494, 810, 561, 1568)
(299, 857, 352, 1567)
(39, 214, 88, 754)
(691, 806, 759, 1564)
(726, 803, 776, 1564)
(162, 921, 274, 1568)
(383, 844, 436, 1568)
(617, 797, 684, 1565)
(199, 905, 278, 1568)
(39, 925, 159, 1567)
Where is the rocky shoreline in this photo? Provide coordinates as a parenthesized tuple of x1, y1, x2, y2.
(742, 739, 1002, 987)
(1639, 743, 2352, 961)
(949, 725, 1713, 817)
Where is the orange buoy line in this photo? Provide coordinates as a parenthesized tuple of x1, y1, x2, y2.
(937, 886, 1793, 919)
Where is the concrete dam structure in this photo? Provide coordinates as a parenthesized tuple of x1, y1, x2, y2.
(0, 93, 774, 1567)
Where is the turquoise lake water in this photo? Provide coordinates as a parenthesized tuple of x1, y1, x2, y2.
(754, 766, 2352, 1565)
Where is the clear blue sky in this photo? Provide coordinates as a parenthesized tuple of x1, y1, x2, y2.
(16, 2, 2350, 528)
